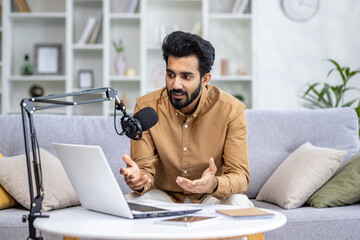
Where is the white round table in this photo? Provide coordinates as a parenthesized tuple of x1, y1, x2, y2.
(34, 205, 287, 239)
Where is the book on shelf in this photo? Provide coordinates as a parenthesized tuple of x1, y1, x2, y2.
(13, 0, 30, 13)
(231, 0, 249, 14)
(216, 207, 275, 220)
(124, 0, 139, 13)
(88, 15, 102, 44)
(77, 17, 98, 45)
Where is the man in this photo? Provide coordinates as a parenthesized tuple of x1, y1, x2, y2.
(120, 31, 252, 206)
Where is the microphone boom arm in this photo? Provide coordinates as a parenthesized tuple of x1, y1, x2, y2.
(20, 87, 124, 240)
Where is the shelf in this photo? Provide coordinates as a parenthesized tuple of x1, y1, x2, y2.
(74, 0, 103, 3)
(109, 13, 141, 20)
(9, 75, 67, 81)
(211, 75, 252, 82)
(9, 12, 66, 19)
(73, 44, 104, 50)
(110, 76, 141, 82)
(148, 0, 201, 2)
(209, 13, 252, 20)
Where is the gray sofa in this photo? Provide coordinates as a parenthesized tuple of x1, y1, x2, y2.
(1, 107, 359, 240)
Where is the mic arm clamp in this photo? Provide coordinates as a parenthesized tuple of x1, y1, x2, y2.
(114, 96, 129, 117)
(20, 87, 122, 240)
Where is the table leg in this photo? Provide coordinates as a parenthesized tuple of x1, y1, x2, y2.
(194, 232, 265, 240)
(247, 233, 265, 240)
(63, 237, 80, 240)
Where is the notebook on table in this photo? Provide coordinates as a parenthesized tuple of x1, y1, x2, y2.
(53, 143, 201, 219)
(216, 207, 275, 220)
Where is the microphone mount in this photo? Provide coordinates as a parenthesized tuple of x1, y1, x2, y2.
(20, 87, 125, 240)
(113, 96, 143, 140)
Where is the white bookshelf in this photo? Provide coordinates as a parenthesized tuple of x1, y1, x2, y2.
(0, 20, 1, 112)
(0, 0, 4, 114)
(1, 0, 255, 115)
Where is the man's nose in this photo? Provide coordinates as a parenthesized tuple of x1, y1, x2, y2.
(172, 77, 182, 89)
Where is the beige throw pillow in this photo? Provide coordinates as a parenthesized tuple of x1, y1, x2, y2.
(256, 142, 346, 209)
(0, 148, 80, 211)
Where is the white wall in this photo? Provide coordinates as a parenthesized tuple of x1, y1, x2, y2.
(253, 0, 360, 110)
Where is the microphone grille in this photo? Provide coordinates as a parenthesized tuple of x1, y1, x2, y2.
(133, 107, 159, 131)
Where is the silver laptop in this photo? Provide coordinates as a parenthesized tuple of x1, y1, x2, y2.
(53, 143, 201, 219)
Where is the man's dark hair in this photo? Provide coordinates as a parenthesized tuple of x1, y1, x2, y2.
(162, 31, 215, 78)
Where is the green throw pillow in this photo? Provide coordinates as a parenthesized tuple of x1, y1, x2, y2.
(307, 152, 360, 208)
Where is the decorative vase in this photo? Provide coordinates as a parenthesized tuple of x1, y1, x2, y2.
(20, 54, 34, 75)
(115, 52, 126, 75)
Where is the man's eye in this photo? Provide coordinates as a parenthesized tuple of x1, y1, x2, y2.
(183, 75, 191, 80)
(168, 73, 175, 78)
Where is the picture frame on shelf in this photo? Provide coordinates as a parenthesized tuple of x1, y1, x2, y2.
(78, 70, 94, 89)
(34, 44, 62, 75)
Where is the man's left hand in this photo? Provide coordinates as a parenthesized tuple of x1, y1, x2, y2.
(176, 157, 218, 194)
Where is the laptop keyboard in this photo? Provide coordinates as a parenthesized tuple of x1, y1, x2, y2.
(128, 202, 167, 212)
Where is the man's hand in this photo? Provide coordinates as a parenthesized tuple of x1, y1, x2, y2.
(119, 154, 151, 191)
(176, 157, 218, 194)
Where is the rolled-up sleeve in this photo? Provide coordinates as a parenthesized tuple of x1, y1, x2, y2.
(130, 103, 158, 195)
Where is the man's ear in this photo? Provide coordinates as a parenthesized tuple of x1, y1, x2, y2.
(201, 73, 211, 87)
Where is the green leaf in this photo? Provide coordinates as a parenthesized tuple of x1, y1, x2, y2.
(317, 86, 332, 107)
(342, 99, 358, 107)
(343, 87, 360, 93)
(327, 68, 335, 78)
(323, 83, 333, 107)
(345, 67, 350, 77)
(327, 59, 346, 84)
(303, 83, 320, 96)
(302, 97, 328, 108)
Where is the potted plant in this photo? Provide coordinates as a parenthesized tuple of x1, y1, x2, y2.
(302, 59, 360, 134)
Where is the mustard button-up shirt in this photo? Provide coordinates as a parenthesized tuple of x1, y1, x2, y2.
(130, 85, 249, 203)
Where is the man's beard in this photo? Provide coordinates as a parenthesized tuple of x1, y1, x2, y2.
(167, 80, 202, 110)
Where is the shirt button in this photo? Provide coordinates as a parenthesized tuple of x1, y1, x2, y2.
(184, 147, 187, 151)
(184, 124, 188, 128)
(183, 170, 188, 174)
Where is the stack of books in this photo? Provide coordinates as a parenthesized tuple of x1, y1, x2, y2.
(77, 16, 102, 45)
(124, 0, 139, 13)
(231, 0, 249, 14)
(13, 0, 30, 12)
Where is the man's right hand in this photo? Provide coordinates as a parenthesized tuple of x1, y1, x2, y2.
(119, 154, 151, 191)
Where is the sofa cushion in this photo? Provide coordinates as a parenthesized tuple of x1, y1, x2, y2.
(0, 186, 18, 210)
(245, 108, 359, 199)
(0, 148, 80, 211)
(256, 142, 346, 209)
(0, 153, 19, 210)
(251, 199, 360, 240)
(307, 152, 360, 208)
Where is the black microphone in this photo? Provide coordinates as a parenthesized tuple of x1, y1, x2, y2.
(120, 107, 158, 140)
(115, 96, 158, 140)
